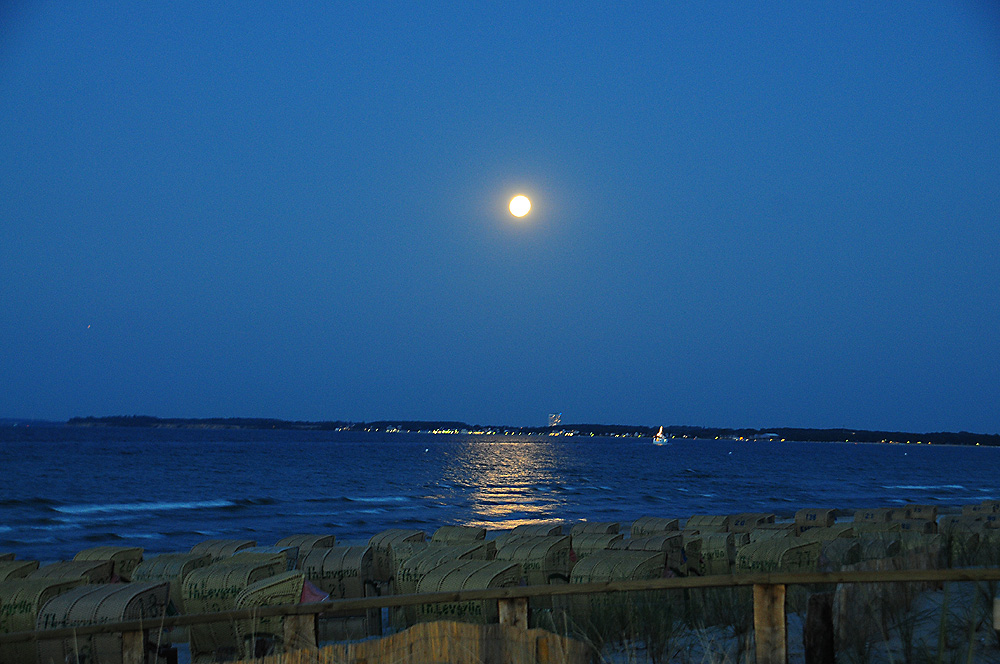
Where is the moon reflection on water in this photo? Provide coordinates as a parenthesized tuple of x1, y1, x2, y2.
(439, 438, 569, 530)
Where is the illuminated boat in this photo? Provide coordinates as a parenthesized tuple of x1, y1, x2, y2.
(653, 426, 669, 445)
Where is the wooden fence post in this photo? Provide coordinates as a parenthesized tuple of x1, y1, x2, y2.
(993, 597, 999, 641)
(803, 591, 835, 664)
(498, 597, 529, 629)
(753, 584, 787, 664)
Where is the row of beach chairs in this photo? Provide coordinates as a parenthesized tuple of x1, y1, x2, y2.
(1, 499, 999, 662)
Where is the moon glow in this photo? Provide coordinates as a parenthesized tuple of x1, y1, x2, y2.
(509, 195, 531, 217)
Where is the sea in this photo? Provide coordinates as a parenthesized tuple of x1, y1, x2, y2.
(1, 424, 997, 562)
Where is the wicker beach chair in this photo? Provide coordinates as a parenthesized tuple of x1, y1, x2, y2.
(495, 522, 564, 547)
(182, 560, 285, 661)
(368, 528, 426, 585)
(795, 507, 837, 530)
(392, 542, 495, 628)
(73, 545, 144, 581)
(132, 552, 211, 614)
(699, 532, 737, 575)
(35, 582, 169, 664)
(233, 570, 310, 659)
(735, 538, 821, 573)
(798, 523, 854, 542)
(685, 514, 730, 533)
(729, 512, 775, 533)
(0, 559, 39, 582)
(415, 559, 523, 625)
(189, 538, 256, 562)
(0, 578, 85, 664)
(275, 534, 336, 562)
(629, 516, 680, 538)
(569, 521, 620, 535)
(431, 525, 487, 544)
(570, 532, 623, 560)
(301, 546, 381, 641)
(565, 550, 667, 629)
(232, 545, 299, 571)
(27, 559, 115, 584)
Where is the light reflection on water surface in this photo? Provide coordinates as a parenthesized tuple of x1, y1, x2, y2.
(439, 438, 570, 530)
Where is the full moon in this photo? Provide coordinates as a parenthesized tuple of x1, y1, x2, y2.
(509, 195, 531, 217)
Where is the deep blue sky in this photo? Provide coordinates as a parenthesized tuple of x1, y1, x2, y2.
(2, 2, 999, 432)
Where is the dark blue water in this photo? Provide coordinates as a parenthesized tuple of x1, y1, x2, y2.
(2, 425, 997, 562)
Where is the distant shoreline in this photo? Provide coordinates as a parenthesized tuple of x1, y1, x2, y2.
(61, 415, 1000, 447)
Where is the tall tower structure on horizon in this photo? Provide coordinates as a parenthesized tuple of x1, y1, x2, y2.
(548, 413, 562, 428)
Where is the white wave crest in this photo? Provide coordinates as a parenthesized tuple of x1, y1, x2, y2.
(54, 499, 235, 515)
(348, 496, 409, 504)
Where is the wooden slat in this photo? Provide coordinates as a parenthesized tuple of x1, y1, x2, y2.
(121, 631, 145, 664)
(753, 583, 787, 664)
(311, 620, 591, 664)
(282, 613, 318, 653)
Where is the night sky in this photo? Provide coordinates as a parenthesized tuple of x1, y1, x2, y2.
(2, 2, 998, 433)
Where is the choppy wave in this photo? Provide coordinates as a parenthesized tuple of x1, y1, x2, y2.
(345, 496, 410, 504)
(115, 531, 166, 540)
(221, 498, 278, 510)
(303, 495, 412, 505)
(682, 469, 713, 478)
(83, 532, 125, 542)
(0, 498, 59, 507)
(881, 484, 966, 491)
(53, 499, 237, 515)
(24, 523, 86, 532)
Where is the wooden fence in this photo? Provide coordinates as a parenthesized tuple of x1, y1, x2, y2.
(2, 567, 1000, 664)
